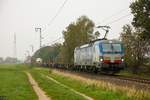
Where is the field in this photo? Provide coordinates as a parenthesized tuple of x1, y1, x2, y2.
(0, 64, 149, 100)
(0, 64, 37, 100)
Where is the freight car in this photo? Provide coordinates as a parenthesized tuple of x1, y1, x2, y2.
(74, 39, 125, 74)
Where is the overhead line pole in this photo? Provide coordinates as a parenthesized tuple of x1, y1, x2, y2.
(35, 28, 42, 48)
(30, 45, 34, 53)
(13, 33, 17, 59)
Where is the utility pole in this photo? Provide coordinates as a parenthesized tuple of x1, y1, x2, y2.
(13, 33, 17, 59)
(30, 45, 34, 53)
(35, 28, 42, 48)
(29, 45, 34, 65)
(26, 50, 30, 57)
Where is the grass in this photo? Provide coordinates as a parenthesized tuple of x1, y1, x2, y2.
(0, 64, 37, 100)
(30, 69, 86, 100)
(1, 64, 149, 100)
(49, 73, 128, 100)
(33, 67, 143, 100)
(51, 70, 150, 100)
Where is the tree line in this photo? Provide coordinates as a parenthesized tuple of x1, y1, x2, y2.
(0, 57, 21, 64)
(120, 0, 150, 73)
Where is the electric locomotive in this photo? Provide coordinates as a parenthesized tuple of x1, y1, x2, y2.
(74, 39, 125, 74)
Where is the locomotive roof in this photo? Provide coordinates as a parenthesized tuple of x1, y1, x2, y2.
(75, 39, 122, 49)
(95, 39, 122, 44)
(89, 38, 107, 43)
(89, 38, 121, 44)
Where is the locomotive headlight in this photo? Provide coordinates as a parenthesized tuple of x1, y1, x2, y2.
(100, 58, 103, 62)
(121, 58, 124, 62)
(99, 56, 103, 62)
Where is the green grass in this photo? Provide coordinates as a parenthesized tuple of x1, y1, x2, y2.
(49, 74, 129, 100)
(32, 68, 133, 100)
(1, 64, 149, 100)
(30, 69, 86, 100)
(0, 64, 37, 100)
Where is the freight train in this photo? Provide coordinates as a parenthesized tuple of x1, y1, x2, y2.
(40, 38, 125, 74)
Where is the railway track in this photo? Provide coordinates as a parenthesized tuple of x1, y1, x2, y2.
(52, 68, 150, 92)
(111, 75, 150, 85)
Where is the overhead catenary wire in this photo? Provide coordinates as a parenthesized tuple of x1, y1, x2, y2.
(41, 1, 131, 46)
(43, 13, 132, 47)
(96, 8, 129, 25)
(42, 0, 68, 38)
(45, 36, 63, 45)
(43, 14, 131, 45)
(42, 33, 63, 44)
(42, 5, 132, 46)
(48, 36, 62, 45)
(95, 13, 132, 39)
(105, 13, 132, 25)
(44, 36, 63, 46)
(47, 0, 68, 27)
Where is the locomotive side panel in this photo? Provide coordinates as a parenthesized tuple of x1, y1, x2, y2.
(74, 44, 94, 66)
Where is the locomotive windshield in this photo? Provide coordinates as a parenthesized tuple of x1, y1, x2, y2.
(112, 44, 122, 52)
(102, 44, 112, 52)
(101, 43, 122, 53)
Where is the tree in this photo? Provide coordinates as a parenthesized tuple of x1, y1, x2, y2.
(130, 0, 150, 39)
(62, 15, 95, 63)
(33, 43, 62, 63)
(120, 24, 149, 73)
(4, 57, 18, 64)
(0, 57, 3, 63)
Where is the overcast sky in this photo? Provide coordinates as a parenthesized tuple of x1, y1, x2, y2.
(0, 0, 133, 60)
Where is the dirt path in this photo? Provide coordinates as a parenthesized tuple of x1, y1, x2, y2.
(44, 74, 93, 100)
(26, 72, 51, 100)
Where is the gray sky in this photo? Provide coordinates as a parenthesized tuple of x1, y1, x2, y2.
(0, 0, 133, 60)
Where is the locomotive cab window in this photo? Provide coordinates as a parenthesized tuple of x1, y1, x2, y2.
(101, 43, 122, 53)
(112, 44, 122, 52)
(101, 43, 112, 52)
